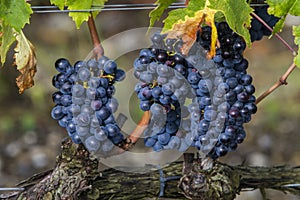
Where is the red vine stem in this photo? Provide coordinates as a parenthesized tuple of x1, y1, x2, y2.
(251, 12, 296, 55)
(251, 12, 298, 104)
(255, 62, 297, 104)
(87, 15, 104, 59)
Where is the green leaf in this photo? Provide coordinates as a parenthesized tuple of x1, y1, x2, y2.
(0, 0, 32, 32)
(50, 0, 66, 10)
(267, 0, 300, 16)
(67, 0, 93, 29)
(208, 0, 253, 47)
(91, 0, 108, 18)
(149, 0, 176, 28)
(293, 25, 300, 68)
(266, 0, 300, 33)
(0, 24, 16, 66)
(163, 0, 205, 32)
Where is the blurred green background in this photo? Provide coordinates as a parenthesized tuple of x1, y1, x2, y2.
(0, 1, 300, 199)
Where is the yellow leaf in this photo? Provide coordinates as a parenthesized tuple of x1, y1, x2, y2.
(165, 7, 218, 57)
(14, 31, 37, 94)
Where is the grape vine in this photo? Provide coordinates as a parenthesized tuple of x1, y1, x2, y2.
(0, 0, 300, 199)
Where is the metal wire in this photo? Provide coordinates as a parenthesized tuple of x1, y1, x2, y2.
(31, 3, 186, 13)
(0, 187, 25, 191)
(31, 3, 267, 13)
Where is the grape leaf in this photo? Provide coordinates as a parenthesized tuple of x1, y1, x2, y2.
(266, 0, 300, 33)
(67, 0, 93, 29)
(50, 0, 66, 10)
(163, 0, 205, 32)
(0, 24, 16, 66)
(14, 31, 37, 94)
(91, 0, 108, 18)
(51, 0, 106, 28)
(208, 0, 253, 47)
(149, 0, 176, 28)
(293, 25, 300, 68)
(0, 0, 32, 32)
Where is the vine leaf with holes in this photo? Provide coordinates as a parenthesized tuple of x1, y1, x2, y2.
(163, 0, 252, 57)
(50, 0, 108, 28)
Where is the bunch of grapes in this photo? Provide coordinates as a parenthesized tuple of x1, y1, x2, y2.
(197, 22, 257, 158)
(51, 56, 126, 155)
(249, 5, 280, 42)
(134, 20, 257, 159)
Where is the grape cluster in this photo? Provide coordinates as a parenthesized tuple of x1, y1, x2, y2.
(249, 5, 280, 42)
(197, 22, 257, 158)
(51, 57, 126, 155)
(135, 22, 257, 159)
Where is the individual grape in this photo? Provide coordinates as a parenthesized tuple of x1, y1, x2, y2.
(51, 105, 64, 120)
(96, 107, 111, 121)
(145, 137, 157, 147)
(91, 100, 102, 111)
(140, 100, 151, 111)
(78, 67, 91, 82)
(162, 83, 175, 95)
(60, 81, 73, 94)
(66, 120, 76, 134)
(151, 32, 164, 44)
(106, 97, 119, 113)
(76, 113, 90, 127)
(55, 58, 72, 73)
(166, 136, 181, 149)
(76, 126, 89, 137)
(88, 77, 101, 88)
(158, 134, 171, 145)
(72, 84, 85, 97)
(104, 60, 117, 74)
(150, 103, 165, 116)
(101, 140, 115, 152)
(61, 95, 72, 106)
(70, 133, 82, 144)
(153, 141, 163, 151)
(115, 69, 126, 81)
(58, 116, 69, 128)
(94, 127, 108, 141)
(85, 136, 100, 152)
(240, 74, 253, 85)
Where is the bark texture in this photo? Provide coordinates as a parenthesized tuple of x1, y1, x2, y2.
(1, 140, 300, 200)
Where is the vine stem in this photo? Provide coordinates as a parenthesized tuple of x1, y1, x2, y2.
(87, 15, 104, 59)
(255, 62, 297, 104)
(250, 12, 296, 55)
(251, 12, 298, 104)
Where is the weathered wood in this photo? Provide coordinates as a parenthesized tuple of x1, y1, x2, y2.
(1, 140, 300, 200)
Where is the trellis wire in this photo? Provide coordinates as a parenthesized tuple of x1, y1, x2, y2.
(31, 3, 267, 13)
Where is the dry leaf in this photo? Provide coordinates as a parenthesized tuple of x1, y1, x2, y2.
(14, 30, 37, 94)
(166, 7, 218, 57)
